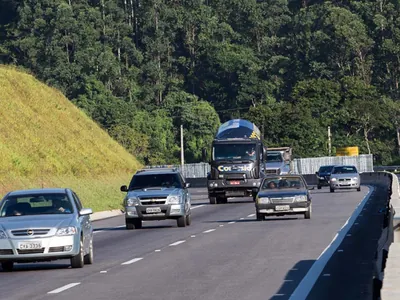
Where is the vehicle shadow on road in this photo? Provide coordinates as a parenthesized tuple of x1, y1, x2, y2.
(0, 263, 70, 272)
(269, 259, 315, 300)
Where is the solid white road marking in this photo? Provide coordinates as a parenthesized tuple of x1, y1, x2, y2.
(289, 186, 374, 300)
(169, 240, 186, 246)
(247, 214, 255, 217)
(48, 283, 81, 294)
(203, 229, 216, 233)
(121, 257, 143, 265)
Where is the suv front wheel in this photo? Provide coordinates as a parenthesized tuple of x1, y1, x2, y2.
(177, 215, 186, 227)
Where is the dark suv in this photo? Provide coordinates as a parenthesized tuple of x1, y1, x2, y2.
(315, 165, 335, 189)
(120, 168, 192, 229)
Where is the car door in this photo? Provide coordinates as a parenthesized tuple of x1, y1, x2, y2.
(72, 192, 92, 252)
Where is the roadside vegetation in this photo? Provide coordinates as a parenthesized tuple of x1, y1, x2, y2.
(0, 66, 141, 211)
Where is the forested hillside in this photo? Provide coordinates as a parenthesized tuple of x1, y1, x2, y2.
(1, 0, 399, 164)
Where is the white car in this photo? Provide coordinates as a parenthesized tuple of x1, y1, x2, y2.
(0, 188, 93, 271)
(329, 165, 361, 192)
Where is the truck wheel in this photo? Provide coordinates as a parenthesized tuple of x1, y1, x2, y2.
(177, 215, 186, 227)
(209, 197, 217, 204)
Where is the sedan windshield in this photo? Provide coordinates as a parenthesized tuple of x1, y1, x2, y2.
(261, 177, 305, 190)
(0, 193, 74, 217)
(129, 174, 183, 190)
(213, 143, 257, 161)
(332, 166, 358, 174)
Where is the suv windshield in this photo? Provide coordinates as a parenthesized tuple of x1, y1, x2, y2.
(267, 153, 283, 163)
(0, 193, 74, 217)
(261, 177, 305, 190)
(318, 166, 334, 173)
(213, 143, 257, 161)
(332, 166, 358, 174)
(129, 173, 183, 190)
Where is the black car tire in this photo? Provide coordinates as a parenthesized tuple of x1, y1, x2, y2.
(357, 187, 361, 192)
(209, 197, 217, 204)
(126, 219, 134, 230)
(1, 261, 13, 272)
(256, 212, 264, 221)
(216, 197, 227, 204)
(84, 239, 94, 265)
(177, 215, 186, 227)
(317, 185, 321, 190)
(304, 205, 312, 219)
(330, 188, 335, 193)
(71, 238, 84, 268)
(186, 214, 191, 226)
(133, 219, 142, 229)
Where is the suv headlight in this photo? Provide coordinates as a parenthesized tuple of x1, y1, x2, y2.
(294, 195, 307, 202)
(257, 197, 270, 204)
(0, 230, 8, 239)
(56, 227, 77, 236)
(166, 195, 181, 204)
(126, 197, 140, 207)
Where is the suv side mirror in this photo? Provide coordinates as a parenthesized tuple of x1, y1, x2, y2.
(120, 185, 128, 192)
(185, 182, 191, 188)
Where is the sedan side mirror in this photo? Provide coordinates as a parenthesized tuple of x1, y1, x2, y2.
(120, 185, 128, 192)
(80, 208, 93, 216)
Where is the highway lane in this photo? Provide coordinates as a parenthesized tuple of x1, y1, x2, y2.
(0, 186, 371, 300)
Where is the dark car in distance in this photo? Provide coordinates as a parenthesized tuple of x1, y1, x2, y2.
(315, 165, 335, 189)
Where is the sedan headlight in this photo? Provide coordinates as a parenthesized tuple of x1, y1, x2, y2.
(166, 195, 181, 204)
(257, 197, 270, 204)
(0, 230, 8, 239)
(294, 195, 307, 202)
(126, 197, 140, 207)
(330, 178, 337, 182)
(56, 227, 77, 236)
(353, 177, 358, 181)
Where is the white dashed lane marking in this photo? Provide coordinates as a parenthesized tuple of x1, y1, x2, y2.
(247, 214, 255, 218)
(169, 240, 186, 246)
(203, 229, 216, 233)
(48, 283, 81, 294)
(121, 257, 143, 265)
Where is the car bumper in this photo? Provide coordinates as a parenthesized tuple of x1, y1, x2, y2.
(330, 180, 360, 189)
(0, 234, 80, 262)
(256, 202, 310, 215)
(125, 203, 187, 220)
(207, 179, 261, 197)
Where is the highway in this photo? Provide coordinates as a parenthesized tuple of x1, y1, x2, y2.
(0, 186, 385, 300)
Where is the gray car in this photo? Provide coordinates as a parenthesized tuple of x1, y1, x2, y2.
(329, 165, 361, 192)
(255, 175, 313, 220)
(0, 188, 94, 271)
(120, 168, 192, 229)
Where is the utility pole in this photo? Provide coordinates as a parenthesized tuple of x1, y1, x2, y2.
(180, 125, 184, 175)
(328, 126, 332, 156)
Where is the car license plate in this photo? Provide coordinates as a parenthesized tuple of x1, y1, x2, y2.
(230, 181, 240, 185)
(146, 207, 161, 213)
(18, 241, 42, 250)
(275, 205, 290, 211)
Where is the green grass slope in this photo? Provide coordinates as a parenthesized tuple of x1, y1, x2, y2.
(0, 65, 142, 211)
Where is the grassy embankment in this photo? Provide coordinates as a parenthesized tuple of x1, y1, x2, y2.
(0, 65, 142, 211)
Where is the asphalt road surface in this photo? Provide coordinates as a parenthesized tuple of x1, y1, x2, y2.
(0, 185, 383, 300)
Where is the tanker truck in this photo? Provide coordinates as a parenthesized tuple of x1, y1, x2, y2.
(206, 119, 267, 204)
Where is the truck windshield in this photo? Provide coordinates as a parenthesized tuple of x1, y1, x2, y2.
(267, 153, 283, 162)
(213, 144, 257, 161)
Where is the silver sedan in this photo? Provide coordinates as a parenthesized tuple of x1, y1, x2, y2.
(329, 165, 361, 192)
(0, 188, 93, 271)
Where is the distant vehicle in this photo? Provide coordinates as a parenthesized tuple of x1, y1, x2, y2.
(0, 188, 94, 271)
(264, 147, 293, 175)
(255, 175, 312, 220)
(315, 165, 336, 189)
(120, 167, 192, 229)
(206, 119, 267, 204)
(329, 165, 361, 192)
